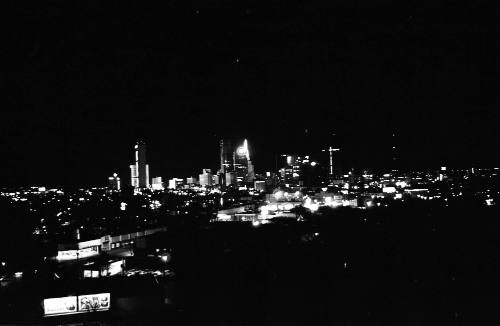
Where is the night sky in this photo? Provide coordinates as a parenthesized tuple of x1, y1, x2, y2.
(2, 1, 496, 187)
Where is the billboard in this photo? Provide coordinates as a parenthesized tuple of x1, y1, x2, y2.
(56, 246, 99, 261)
(43, 293, 110, 317)
(43, 296, 77, 316)
(78, 293, 110, 312)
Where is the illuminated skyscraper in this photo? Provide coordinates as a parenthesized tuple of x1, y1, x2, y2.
(219, 138, 255, 186)
(234, 139, 255, 184)
(130, 141, 150, 189)
(220, 139, 234, 176)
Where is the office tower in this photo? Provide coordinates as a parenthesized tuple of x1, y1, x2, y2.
(151, 177, 164, 190)
(234, 139, 254, 184)
(213, 174, 220, 185)
(199, 169, 213, 187)
(130, 141, 150, 188)
(130, 165, 139, 188)
(168, 178, 184, 189)
(108, 173, 121, 191)
(220, 139, 234, 176)
(247, 160, 255, 182)
(280, 155, 310, 185)
(186, 177, 198, 185)
(225, 172, 237, 186)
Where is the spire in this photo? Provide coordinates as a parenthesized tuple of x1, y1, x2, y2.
(244, 139, 250, 160)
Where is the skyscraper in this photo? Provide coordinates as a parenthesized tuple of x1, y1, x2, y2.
(219, 138, 255, 186)
(234, 139, 255, 184)
(130, 141, 150, 189)
(220, 139, 234, 175)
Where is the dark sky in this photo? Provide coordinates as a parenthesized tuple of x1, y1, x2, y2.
(2, 1, 497, 187)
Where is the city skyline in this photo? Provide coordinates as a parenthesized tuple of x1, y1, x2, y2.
(1, 2, 498, 324)
(1, 2, 496, 187)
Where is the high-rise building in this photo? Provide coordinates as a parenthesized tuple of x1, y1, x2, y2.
(199, 169, 213, 187)
(220, 139, 234, 176)
(130, 141, 150, 189)
(225, 171, 237, 186)
(108, 173, 121, 191)
(219, 138, 256, 186)
(234, 139, 256, 184)
(234, 140, 249, 184)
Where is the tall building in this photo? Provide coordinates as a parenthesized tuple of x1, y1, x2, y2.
(233, 139, 255, 184)
(219, 138, 255, 186)
(234, 139, 249, 184)
(220, 139, 234, 176)
(130, 141, 150, 189)
(108, 173, 121, 191)
(199, 169, 213, 187)
(225, 172, 237, 186)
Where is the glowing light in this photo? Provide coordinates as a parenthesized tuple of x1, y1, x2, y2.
(311, 161, 317, 167)
(382, 187, 396, 193)
(252, 220, 260, 227)
(395, 181, 408, 188)
(120, 202, 127, 211)
(237, 146, 246, 156)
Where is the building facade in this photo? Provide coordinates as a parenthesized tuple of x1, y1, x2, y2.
(130, 141, 150, 189)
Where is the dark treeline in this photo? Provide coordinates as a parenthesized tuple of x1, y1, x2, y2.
(171, 199, 500, 325)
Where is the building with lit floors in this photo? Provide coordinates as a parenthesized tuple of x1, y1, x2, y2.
(219, 138, 256, 186)
(199, 169, 213, 187)
(108, 173, 121, 191)
(233, 139, 255, 185)
(130, 141, 150, 189)
(219, 139, 234, 178)
(151, 177, 164, 190)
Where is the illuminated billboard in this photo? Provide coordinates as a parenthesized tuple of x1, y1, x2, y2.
(56, 246, 99, 261)
(78, 293, 110, 312)
(43, 296, 78, 316)
(43, 293, 110, 317)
